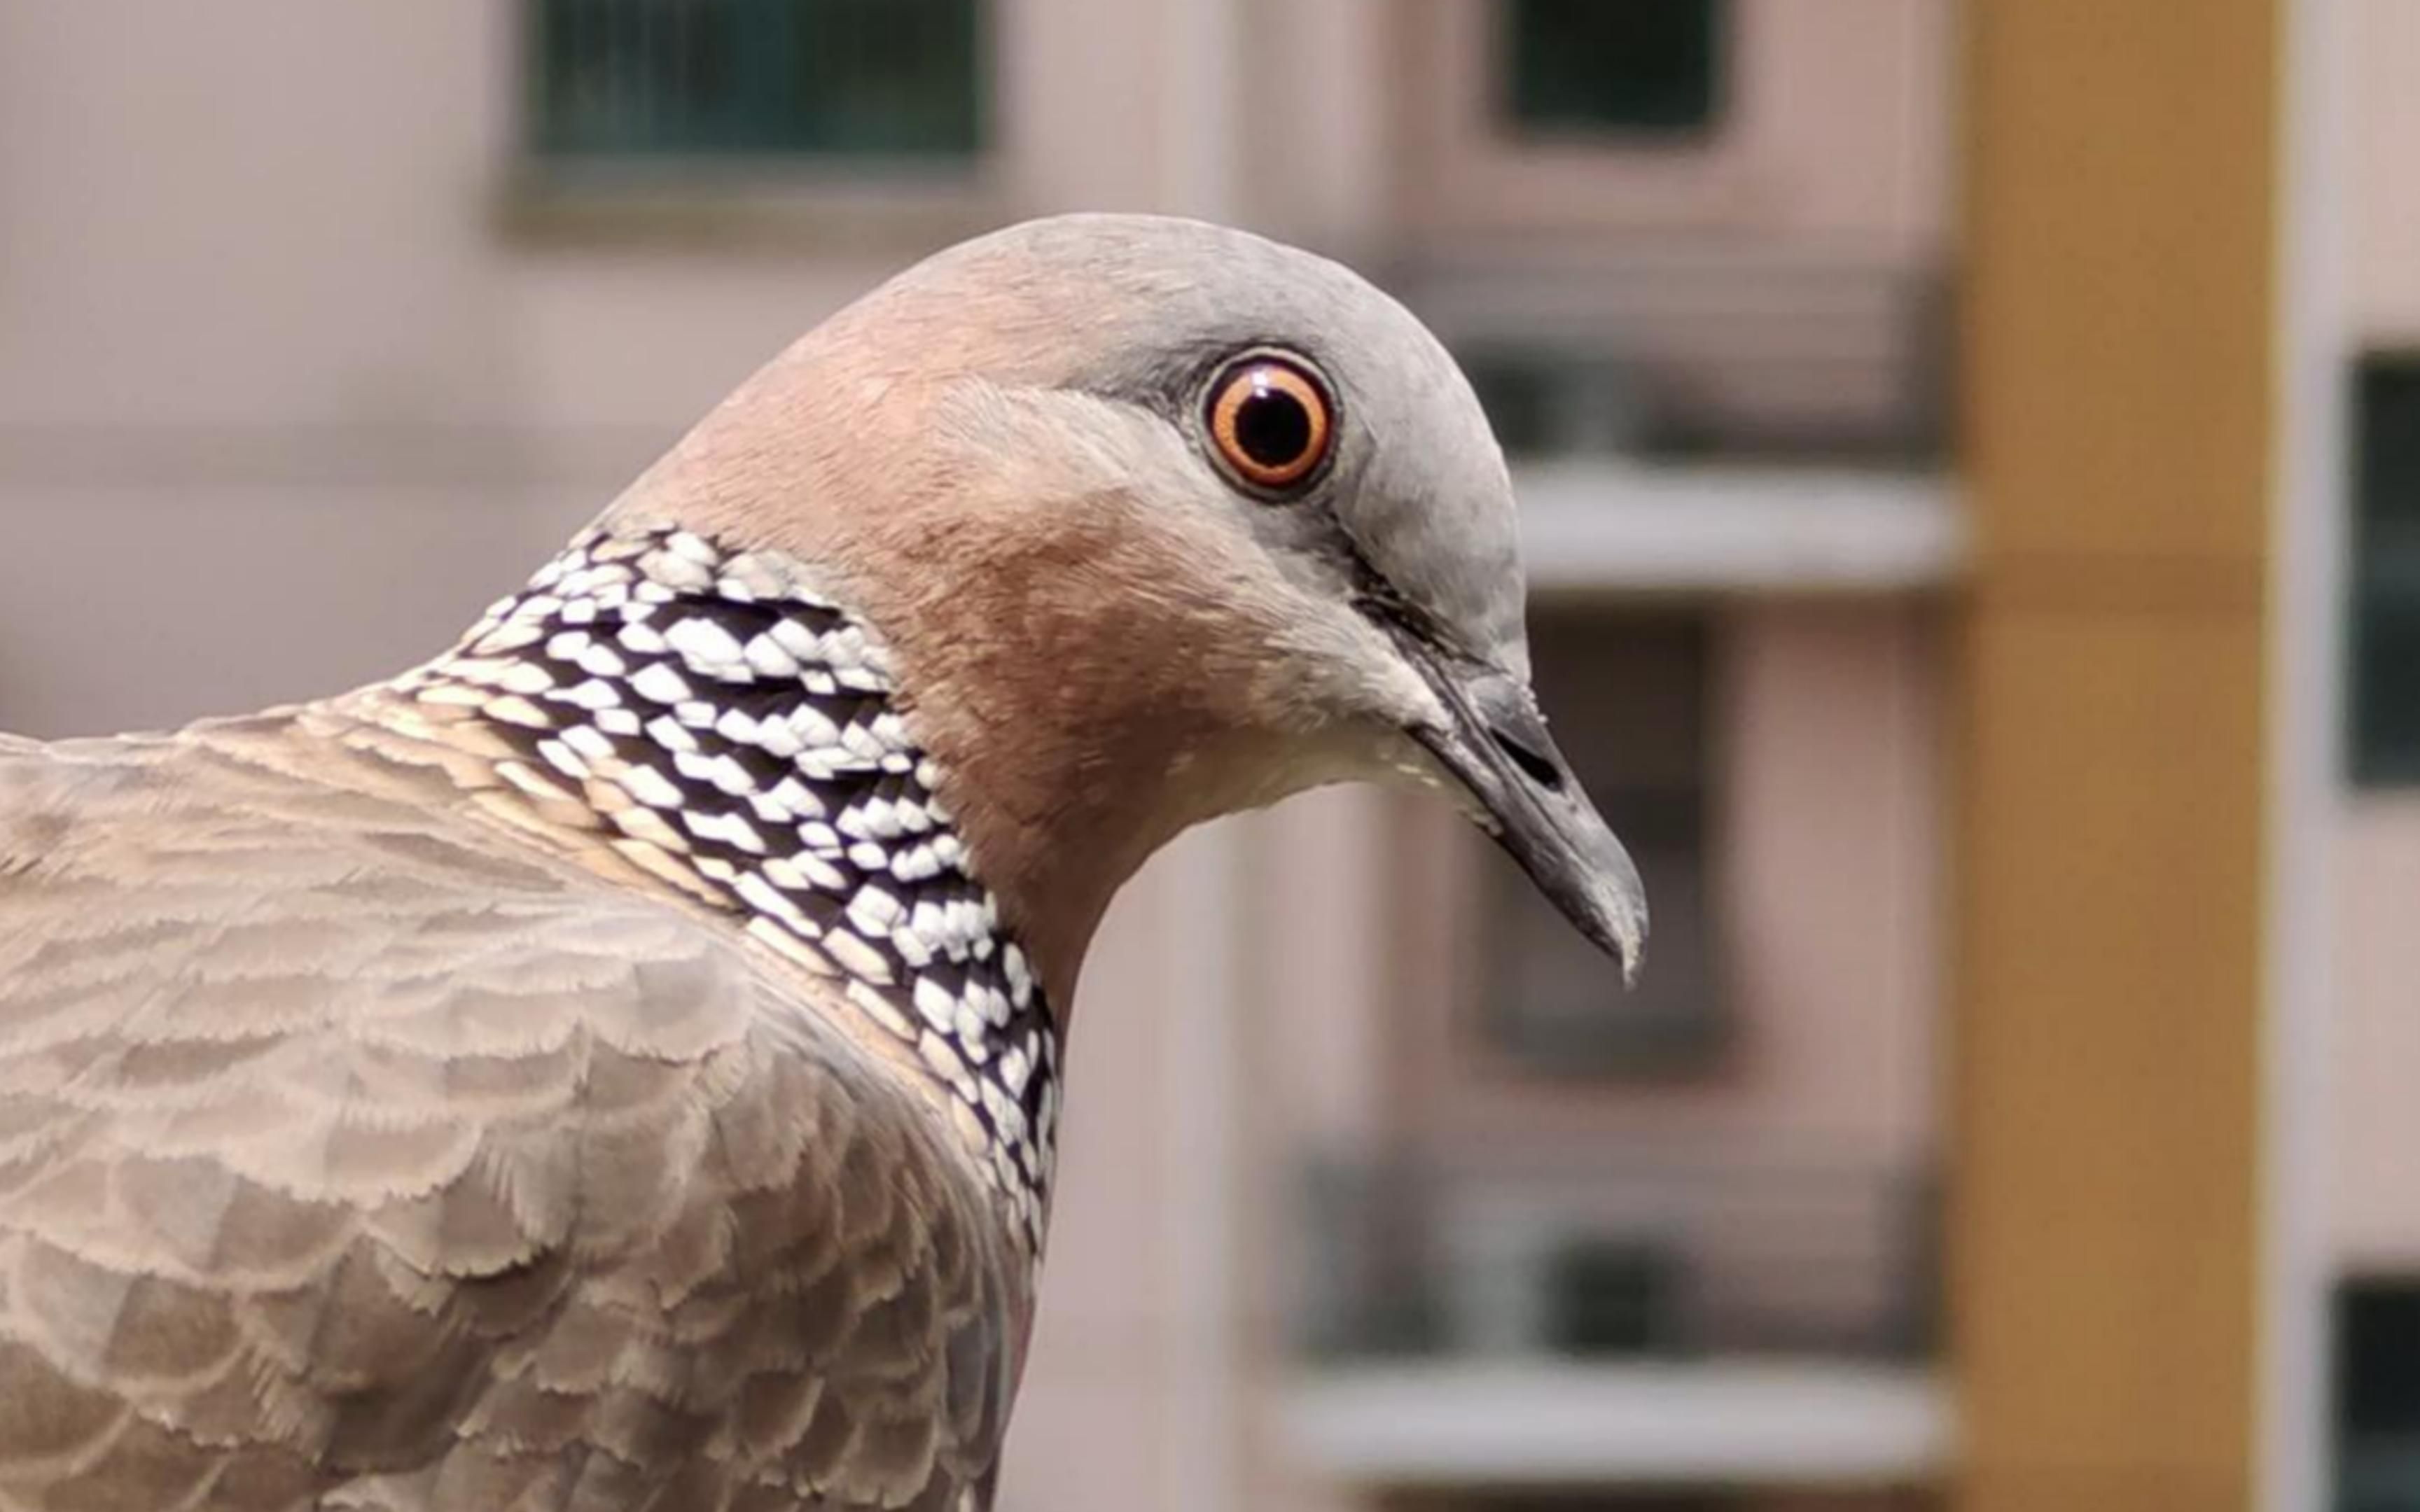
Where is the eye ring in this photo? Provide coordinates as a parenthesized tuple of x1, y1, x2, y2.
(1204, 354, 1335, 495)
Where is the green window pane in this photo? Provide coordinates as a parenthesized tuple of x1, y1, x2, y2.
(532, 0, 985, 159)
(1501, 0, 1726, 137)
(2351, 589, 2420, 786)
(2350, 356, 2420, 787)
(2338, 1282, 2420, 1512)
(2358, 360, 2420, 527)
(1459, 354, 1559, 458)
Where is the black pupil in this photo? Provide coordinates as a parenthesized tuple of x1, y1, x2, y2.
(1234, 377, 1314, 469)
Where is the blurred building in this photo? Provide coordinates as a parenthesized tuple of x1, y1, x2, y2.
(0, 3, 2401, 1511)
(2331, 3, 2420, 1506)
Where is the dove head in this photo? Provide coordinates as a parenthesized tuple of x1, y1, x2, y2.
(611, 213, 1645, 1003)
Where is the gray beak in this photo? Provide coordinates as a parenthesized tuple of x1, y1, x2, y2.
(1399, 641, 1649, 985)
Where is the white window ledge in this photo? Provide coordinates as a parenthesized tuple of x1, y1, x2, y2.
(1514, 461, 1965, 595)
(1276, 1359, 1952, 1488)
(496, 162, 1006, 253)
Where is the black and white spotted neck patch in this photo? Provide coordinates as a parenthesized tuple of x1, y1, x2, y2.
(400, 522, 1060, 1247)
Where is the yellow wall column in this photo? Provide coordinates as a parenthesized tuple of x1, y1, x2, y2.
(1955, 4, 2276, 1509)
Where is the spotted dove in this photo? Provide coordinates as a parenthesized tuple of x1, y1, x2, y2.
(0, 214, 1646, 1511)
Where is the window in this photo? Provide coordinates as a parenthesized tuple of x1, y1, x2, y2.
(2337, 1280, 2420, 1511)
(529, 0, 985, 161)
(1498, 0, 1727, 139)
(2350, 356, 2420, 785)
(1481, 610, 1721, 1072)
(1461, 349, 1660, 460)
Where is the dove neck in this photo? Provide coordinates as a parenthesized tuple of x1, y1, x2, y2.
(357, 524, 1064, 1247)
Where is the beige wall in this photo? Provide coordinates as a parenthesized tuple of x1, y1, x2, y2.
(2332, 84, 2420, 1267)
(0, 1, 895, 732)
(2330, 797, 2420, 1270)
(2351, 0, 2420, 344)
(2336, 0, 2420, 1278)
(1391, 0, 1953, 256)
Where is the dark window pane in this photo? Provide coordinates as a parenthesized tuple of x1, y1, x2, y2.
(2350, 356, 2420, 786)
(1500, 0, 1726, 137)
(1460, 354, 1559, 458)
(531, 0, 985, 159)
(2358, 360, 2420, 528)
(2342, 1282, 2420, 1434)
(1540, 1236, 1683, 1356)
(2351, 584, 2420, 785)
(1458, 347, 1659, 459)
(2338, 1281, 2420, 1512)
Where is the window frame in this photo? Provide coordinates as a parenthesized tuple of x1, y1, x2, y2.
(505, 0, 1003, 243)
(1494, 0, 1730, 144)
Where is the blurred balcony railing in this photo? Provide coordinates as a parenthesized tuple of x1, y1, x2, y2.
(1400, 249, 1951, 466)
(1293, 1146, 1937, 1366)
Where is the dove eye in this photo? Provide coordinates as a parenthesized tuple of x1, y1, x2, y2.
(1204, 354, 1335, 495)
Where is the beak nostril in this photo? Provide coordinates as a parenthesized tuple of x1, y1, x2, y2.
(1489, 724, 1564, 792)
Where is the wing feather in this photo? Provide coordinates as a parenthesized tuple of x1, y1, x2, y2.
(0, 727, 1020, 1511)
